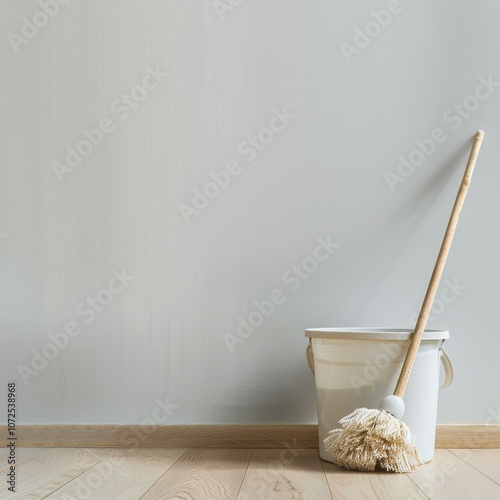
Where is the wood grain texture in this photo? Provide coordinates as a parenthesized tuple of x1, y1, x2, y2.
(0, 448, 98, 500)
(322, 461, 427, 500)
(140, 449, 253, 500)
(0, 425, 319, 448)
(450, 449, 500, 485)
(45, 448, 186, 500)
(407, 449, 500, 500)
(237, 449, 332, 499)
(2, 424, 500, 449)
(435, 425, 500, 448)
(1, 448, 500, 499)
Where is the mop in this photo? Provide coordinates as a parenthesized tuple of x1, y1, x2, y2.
(323, 130, 485, 473)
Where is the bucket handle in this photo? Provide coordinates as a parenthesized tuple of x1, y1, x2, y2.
(439, 344, 454, 389)
(306, 339, 454, 388)
(306, 339, 315, 375)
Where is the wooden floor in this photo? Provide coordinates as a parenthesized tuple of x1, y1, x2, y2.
(1, 448, 499, 499)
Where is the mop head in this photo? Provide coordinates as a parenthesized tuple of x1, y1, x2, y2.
(323, 400, 423, 473)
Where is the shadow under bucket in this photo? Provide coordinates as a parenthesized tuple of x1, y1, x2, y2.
(305, 328, 453, 464)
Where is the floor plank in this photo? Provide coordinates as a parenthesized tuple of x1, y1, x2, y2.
(407, 449, 500, 499)
(45, 448, 187, 499)
(236, 449, 332, 500)
(322, 460, 427, 500)
(2, 447, 500, 500)
(0, 448, 98, 500)
(139, 449, 252, 500)
(449, 449, 500, 486)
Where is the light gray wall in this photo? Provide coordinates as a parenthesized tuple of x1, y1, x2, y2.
(1, 0, 499, 426)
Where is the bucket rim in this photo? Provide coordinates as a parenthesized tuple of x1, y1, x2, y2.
(305, 327, 449, 340)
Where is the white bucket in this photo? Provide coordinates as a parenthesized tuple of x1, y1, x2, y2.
(305, 328, 454, 463)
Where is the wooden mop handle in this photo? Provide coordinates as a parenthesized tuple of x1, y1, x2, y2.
(394, 130, 484, 398)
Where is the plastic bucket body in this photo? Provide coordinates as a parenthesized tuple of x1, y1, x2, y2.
(305, 328, 453, 464)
